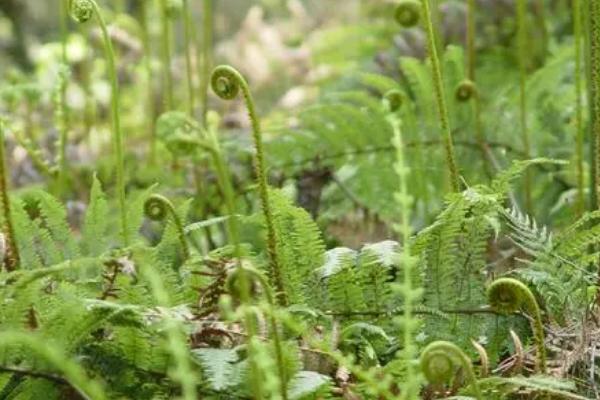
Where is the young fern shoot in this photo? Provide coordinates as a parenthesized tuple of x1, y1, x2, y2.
(144, 194, 190, 259)
(70, 0, 128, 246)
(487, 277, 547, 373)
(210, 65, 287, 305)
(396, 0, 461, 191)
(0, 121, 19, 271)
(420, 341, 483, 400)
(385, 90, 422, 400)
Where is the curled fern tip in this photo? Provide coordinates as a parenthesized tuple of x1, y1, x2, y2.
(144, 194, 170, 221)
(383, 89, 404, 112)
(487, 277, 547, 372)
(70, 0, 94, 23)
(487, 277, 529, 314)
(455, 79, 477, 102)
(211, 66, 241, 100)
(420, 341, 483, 399)
(395, 0, 421, 28)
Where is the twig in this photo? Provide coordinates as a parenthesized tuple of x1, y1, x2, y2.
(0, 365, 67, 385)
(324, 306, 510, 318)
(274, 139, 570, 189)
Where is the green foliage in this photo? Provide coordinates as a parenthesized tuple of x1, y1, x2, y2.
(0, 2, 597, 399)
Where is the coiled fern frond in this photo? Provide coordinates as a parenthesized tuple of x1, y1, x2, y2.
(420, 340, 483, 399)
(144, 194, 190, 260)
(487, 277, 546, 373)
(211, 65, 286, 305)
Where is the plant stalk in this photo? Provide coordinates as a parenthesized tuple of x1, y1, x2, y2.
(421, 0, 460, 191)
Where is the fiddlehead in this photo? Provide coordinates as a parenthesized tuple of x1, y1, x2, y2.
(0, 121, 19, 271)
(420, 341, 483, 400)
(211, 66, 241, 100)
(144, 194, 190, 260)
(487, 278, 546, 372)
(383, 89, 405, 113)
(394, 0, 420, 28)
(454, 79, 477, 102)
(71, 0, 128, 246)
(211, 65, 286, 306)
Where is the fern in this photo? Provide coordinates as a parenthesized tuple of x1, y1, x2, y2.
(81, 175, 109, 257)
(192, 348, 241, 392)
(269, 189, 325, 305)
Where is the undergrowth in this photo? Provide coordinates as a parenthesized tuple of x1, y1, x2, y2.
(0, 1, 598, 399)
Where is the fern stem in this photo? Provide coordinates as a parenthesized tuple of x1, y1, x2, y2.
(210, 65, 287, 306)
(60, 0, 68, 64)
(53, 65, 70, 197)
(239, 267, 289, 400)
(516, 0, 532, 212)
(533, 0, 549, 60)
(574, 0, 585, 214)
(204, 114, 242, 259)
(466, 0, 476, 81)
(58, 0, 70, 197)
(71, 0, 129, 246)
(159, 0, 174, 110)
(465, 0, 498, 177)
(199, 0, 213, 124)
(590, 0, 600, 210)
(139, 0, 157, 163)
(387, 109, 421, 399)
(182, 0, 195, 116)
(95, 2, 128, 246)
(420, 0, 460, 191)
(0, 121, 20, 271)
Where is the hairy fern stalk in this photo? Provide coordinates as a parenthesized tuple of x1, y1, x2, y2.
(0, 2, 596, 399)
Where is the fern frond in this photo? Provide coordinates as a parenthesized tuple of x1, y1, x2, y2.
(81, 175, 109, 257)
(269, 189, 325, 305)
